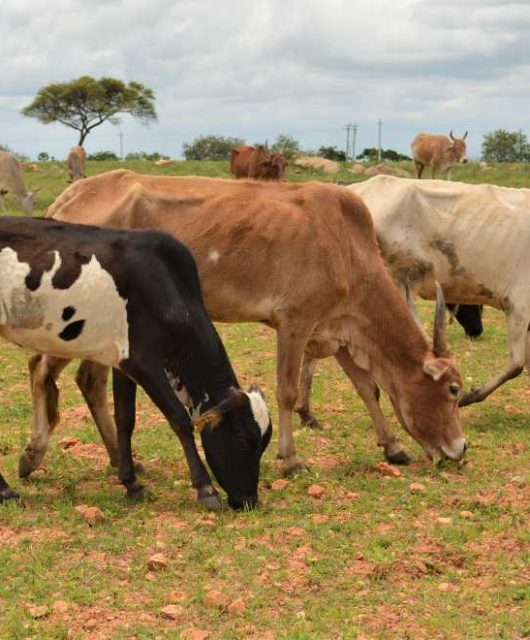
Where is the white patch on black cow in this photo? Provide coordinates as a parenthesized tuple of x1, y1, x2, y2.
(0, 247, 129, 365)
(245, 389, 270, 436)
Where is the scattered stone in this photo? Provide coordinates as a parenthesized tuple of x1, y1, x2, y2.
(438, 582, 453, 591)
(167, 590, 187, 603)
(83, 618, 98, 629)
(307, 484, 325, 498)
(27, 604, 49, 619)
(271, 479, 289, 491)
(375, 461, 401, 478)
(345, 491, 360, 500)
(510, 475, 526, 487)
(147, 553, 169, 571)
(180, 629, 210, 640)
(409, 482, 426, 492)
(160, 604, 185, 621)
(204, 589, 230, 610)
(227, 597, 246, 614)
(74, 505, 105, 525)
(311, 514, 329, 525)
(51, 600, 69, 614)
(436, 517, 453, 526)
(58, 436, 80, 450)
(459, 510, 474, 519)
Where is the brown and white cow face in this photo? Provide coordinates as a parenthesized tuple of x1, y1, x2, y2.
(448, 130, 468, 165)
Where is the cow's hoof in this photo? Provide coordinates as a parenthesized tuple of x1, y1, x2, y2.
(296, 409, 323, 430)
(0, 487, 21, 504)
(197, 486, 223, 511)
(126, 483, 150, 502)
(281, 458, 310, 477)
(133, 460, 146, 475)
(18, 452, 42, 479)
(385, 448, 411, 465)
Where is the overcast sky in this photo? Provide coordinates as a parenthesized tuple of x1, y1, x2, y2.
(2, 0, 530, 160)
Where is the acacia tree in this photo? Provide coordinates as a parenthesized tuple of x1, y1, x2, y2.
(481, 129, 530, 162)
(22, 76, 157, 146)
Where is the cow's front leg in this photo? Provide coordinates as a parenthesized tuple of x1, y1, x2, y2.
(0, 472, 20, 504)
(276, 323, 314, 475)
(335, 347, 410, 464)
(119, 364, 222, 510)
(19, 354, 70, 478)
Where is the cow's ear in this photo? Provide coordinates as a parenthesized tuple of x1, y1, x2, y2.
(193, 408, 223, 431)
(423, 359, 450, 381)
(228, 386, 250, 410)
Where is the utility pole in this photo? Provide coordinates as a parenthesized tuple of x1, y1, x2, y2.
(119, 130, 124, 160)
(344, 123, 359, 161)
(377, 119, 383, 163)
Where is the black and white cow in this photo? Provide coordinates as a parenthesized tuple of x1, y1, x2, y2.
(0, 217, 272, 510)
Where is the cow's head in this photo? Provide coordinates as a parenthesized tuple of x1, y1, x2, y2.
(449, 130, 468, 164)
(21, 187, 41, 214)
(194, 385, 272, 510)
(390, 284, 467, 462)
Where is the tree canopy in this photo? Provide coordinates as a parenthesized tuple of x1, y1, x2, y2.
(182, 135, 245, 160)
(481, 129, 530, 162)
(21, 76, 157, 146)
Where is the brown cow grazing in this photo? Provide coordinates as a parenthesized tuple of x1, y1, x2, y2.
(411, 131, 468, 179)
(230, 145, 287, 180)
(18, 170, 466, 479)
(0, 151, 40, 213)
(67, 145, 87, 182)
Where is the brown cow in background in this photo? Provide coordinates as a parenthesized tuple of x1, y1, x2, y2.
(230, 145, 287, 180)
(411, 131, 468, 179)
(67, 145, 87, 182)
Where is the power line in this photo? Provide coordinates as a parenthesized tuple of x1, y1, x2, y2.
(344, 123, 358, 161)
(377, 119, 384, 163)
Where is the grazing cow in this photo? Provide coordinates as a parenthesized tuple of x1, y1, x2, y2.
(346, 175, 530, 407)
(20, 170, 467, 479)
(411, 131, 468, 179)
(230, 145, 288, 180)
(0, 151, 40, 213)
(0, 216, 272, 509)
(67, 146, 87, 182)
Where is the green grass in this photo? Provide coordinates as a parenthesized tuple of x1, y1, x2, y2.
(1, 160, 530, 639)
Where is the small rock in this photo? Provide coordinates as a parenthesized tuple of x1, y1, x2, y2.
(160, 604, 185, 621)
(147, 553, 169, 571)
(438, 582, 453, 591)
(311, 514, 329, 525)
(307, 484, 325, 498)
(227, 597, 246, 614)
(83, 618, 98, 630)
(27, 604, 49, 619)
(459, 510, 474, 519)
(510, 475, 526, 487)
(375, 461, 401, 478)
(74, 505, 105, 525)
(51, 600, 69, 614)
(180, 629, 210, 640)
(58, 437, 80, 450)
(271, 479, 289, 491)
(204, 589, 229, 610)
(345, 491, 360, 500)
(167, 590, 187, 603)
(436, 517, 453, 526)
(410, 482, 426, 492)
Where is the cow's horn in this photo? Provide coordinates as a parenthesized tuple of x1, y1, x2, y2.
(433, 281, 450, 357)
(463, 130, 468, 139)
(405, 284, 429, 341)
(449, 130, 455, 141)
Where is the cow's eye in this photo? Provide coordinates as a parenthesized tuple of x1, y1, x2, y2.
(449, 383, 460, 397)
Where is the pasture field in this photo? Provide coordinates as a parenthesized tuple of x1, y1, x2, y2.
(0, 160, 529, 639)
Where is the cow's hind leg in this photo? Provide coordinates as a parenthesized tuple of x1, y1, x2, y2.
(295, 355, 323, 430)
(415, 161, 424, 179)
(19, 354, 70, 478)
(335, 347, 410, 464)
(118, 364, 222, 510)
(76, 361, 145, 473)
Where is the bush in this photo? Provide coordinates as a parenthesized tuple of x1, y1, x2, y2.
(318, 146, 346, 162)
(183, 135, 245, 160)
(87, 150, 120, 161)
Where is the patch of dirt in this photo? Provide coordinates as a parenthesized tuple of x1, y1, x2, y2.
(60, 441, 110, 465)
(0, 524, 71, 548)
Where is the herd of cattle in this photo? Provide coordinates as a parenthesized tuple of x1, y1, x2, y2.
(0, 129, 528, 511)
